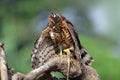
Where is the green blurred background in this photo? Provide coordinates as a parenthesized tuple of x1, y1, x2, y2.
(0, 0, 120, 80)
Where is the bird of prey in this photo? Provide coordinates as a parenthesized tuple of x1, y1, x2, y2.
(31, 13, 93, 79)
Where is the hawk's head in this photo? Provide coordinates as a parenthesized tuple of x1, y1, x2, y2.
(48, 13, 62, 26)
(48, 13, 64, 32)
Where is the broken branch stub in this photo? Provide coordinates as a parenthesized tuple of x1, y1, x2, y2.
(0, 43, 8, 80)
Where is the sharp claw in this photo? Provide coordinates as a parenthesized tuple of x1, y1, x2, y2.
(64, 48, 70, 54)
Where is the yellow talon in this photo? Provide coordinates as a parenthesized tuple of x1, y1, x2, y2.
(64, 48, 70, 54)
(63, 48, 71, 80)
(64, 46, 74, 54)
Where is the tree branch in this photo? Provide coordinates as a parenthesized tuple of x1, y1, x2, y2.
(0, 43, 8, 80)
(12, 55, 82, 80)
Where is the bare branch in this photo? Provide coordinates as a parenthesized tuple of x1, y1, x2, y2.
(0, 43, 8, 80)
(81, 65, 99, 80)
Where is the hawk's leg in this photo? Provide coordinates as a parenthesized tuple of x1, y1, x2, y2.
(63, 48, 71, 80)
(54, 46, 64, 57)
(59, 46, 63, 56)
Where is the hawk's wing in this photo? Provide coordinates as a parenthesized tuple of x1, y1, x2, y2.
(31, 27, 58, 69)
(65, 20, 94, 65)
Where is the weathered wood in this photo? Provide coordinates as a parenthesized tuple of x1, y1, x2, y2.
(12, 56, 82, 80)
(0, 43, 8, 80)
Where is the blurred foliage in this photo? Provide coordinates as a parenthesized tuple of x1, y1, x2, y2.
(80, 34, 120, 80)
(0, 0, 120, 80)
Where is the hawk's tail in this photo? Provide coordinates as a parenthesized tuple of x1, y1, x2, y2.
(80, 47, 94, 65)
